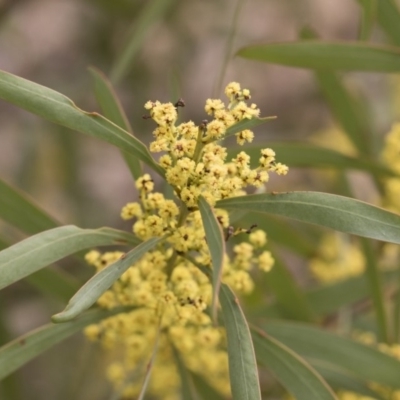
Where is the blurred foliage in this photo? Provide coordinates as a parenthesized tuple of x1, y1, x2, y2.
(1, 0, 400, 399)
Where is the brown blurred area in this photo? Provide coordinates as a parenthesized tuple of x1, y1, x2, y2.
(0, 1, 397, 399)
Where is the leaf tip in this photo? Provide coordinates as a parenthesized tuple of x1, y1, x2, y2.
(51, 309, 76, 323)
(51, 312, 67, 323)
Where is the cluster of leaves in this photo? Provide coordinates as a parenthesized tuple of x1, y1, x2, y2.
(2, 1, 400, 399)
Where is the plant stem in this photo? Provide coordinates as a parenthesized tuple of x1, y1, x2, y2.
(393, 266, 400, 342)
(165, 206, 190, 276)
(193, 126, 205, 164)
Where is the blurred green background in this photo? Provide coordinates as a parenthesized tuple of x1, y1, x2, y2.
(1, 0, 400, 399)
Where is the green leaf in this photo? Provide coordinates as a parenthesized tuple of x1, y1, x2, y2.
(0, 235, 80, 302)
(219, 285, 261, 400)
(198, 196, 225, 322)
(23, 268, 80, 303)
(217, 192, 400, 244)
(360, 238, 389, 343)
(0, 236, 8, 251)
(374, 0, 400, 46)
(264, 270, 398, 318)
(0, 178, 59, 235)
(89, 67, 142, 180)
(227, 143, 395, 176)
(357, 0, 377, 40)
(262, 253, 315, 322)
(264, 321, 400, 389)
(173, 346, 200, 400)
(191, 373, 225, 400)
(307, 269, 397, 316)
(237, 40, 400, 72)
(52, 237, 163, 322)
(307, 275, 371, 315)
(311, 361, 383, 399)
(299, 27, 372, 156)
(315, 74, 372, 155)
(0, 307, 128, 380)
(110, 0, 175, 84)
(223, 116, 276, 140)
(0, 225, 140, 290)
(252, 327, 337, 400)
(0, 295, 21, 400)
(236, 212, 316, 257)
(0, 69, 164, 177)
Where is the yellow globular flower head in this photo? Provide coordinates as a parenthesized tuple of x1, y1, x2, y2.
(249, 229, 267, 248)
(205, 98, 225, 116)
(258, 251, 274, 272)
(225, 81, 242, 102)
(236, 129, 254, 145)
(120, 202, 142, 220)
(83, 82, 287, 399)
(135, 173, 154, 192)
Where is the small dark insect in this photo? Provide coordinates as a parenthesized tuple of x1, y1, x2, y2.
(174, 98, 185, 108)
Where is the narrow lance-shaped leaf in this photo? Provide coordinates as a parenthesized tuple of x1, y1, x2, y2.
(252, 327, 337, 400)
(299, 269, 396, 317)
(262, 251, 315, 322)
(89, 67, 143, 180)
(22, 268, 80, 303)
(311, 361, 385, 399)
(237, 40, 400, 72)
(300, 27, 372, 156)
(394, 271, 400, 341)
(0, 236, 9, 251)
(307, 274, 372, 316)
(52, 237, 163, 322)
(0, 226, 80, 302)
(217, 192, 400, 245)
(314, 72, 372, 155)
(360, 238, 390, 343)
(265, 269, 398, 318)
(219, 284, 261, 400)
(198, 196, 225, 322)
(172, 346, 200, 400)
(264, 321, 400, 389)
(0, 225, 140, 290)
(227, 143, 396, 177)
(0, 69, 164, 177)
(222, 116, 276, 141)
(370, 0, 400, 46)
(190, 373, 225, 400)
(236, 212, 317, 257)
(110, 0, 175, 84)
(357, 0, 377, 41)
(0, 307, 130, 380)
(0, 178, 59, 235)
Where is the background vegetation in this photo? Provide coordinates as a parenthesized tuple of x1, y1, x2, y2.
(1, 0, 400, 399)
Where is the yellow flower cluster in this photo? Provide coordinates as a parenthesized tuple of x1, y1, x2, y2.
(84, 82, 286, 399)
(309, 233, 365, 284)
(147, 81, 287, 209)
